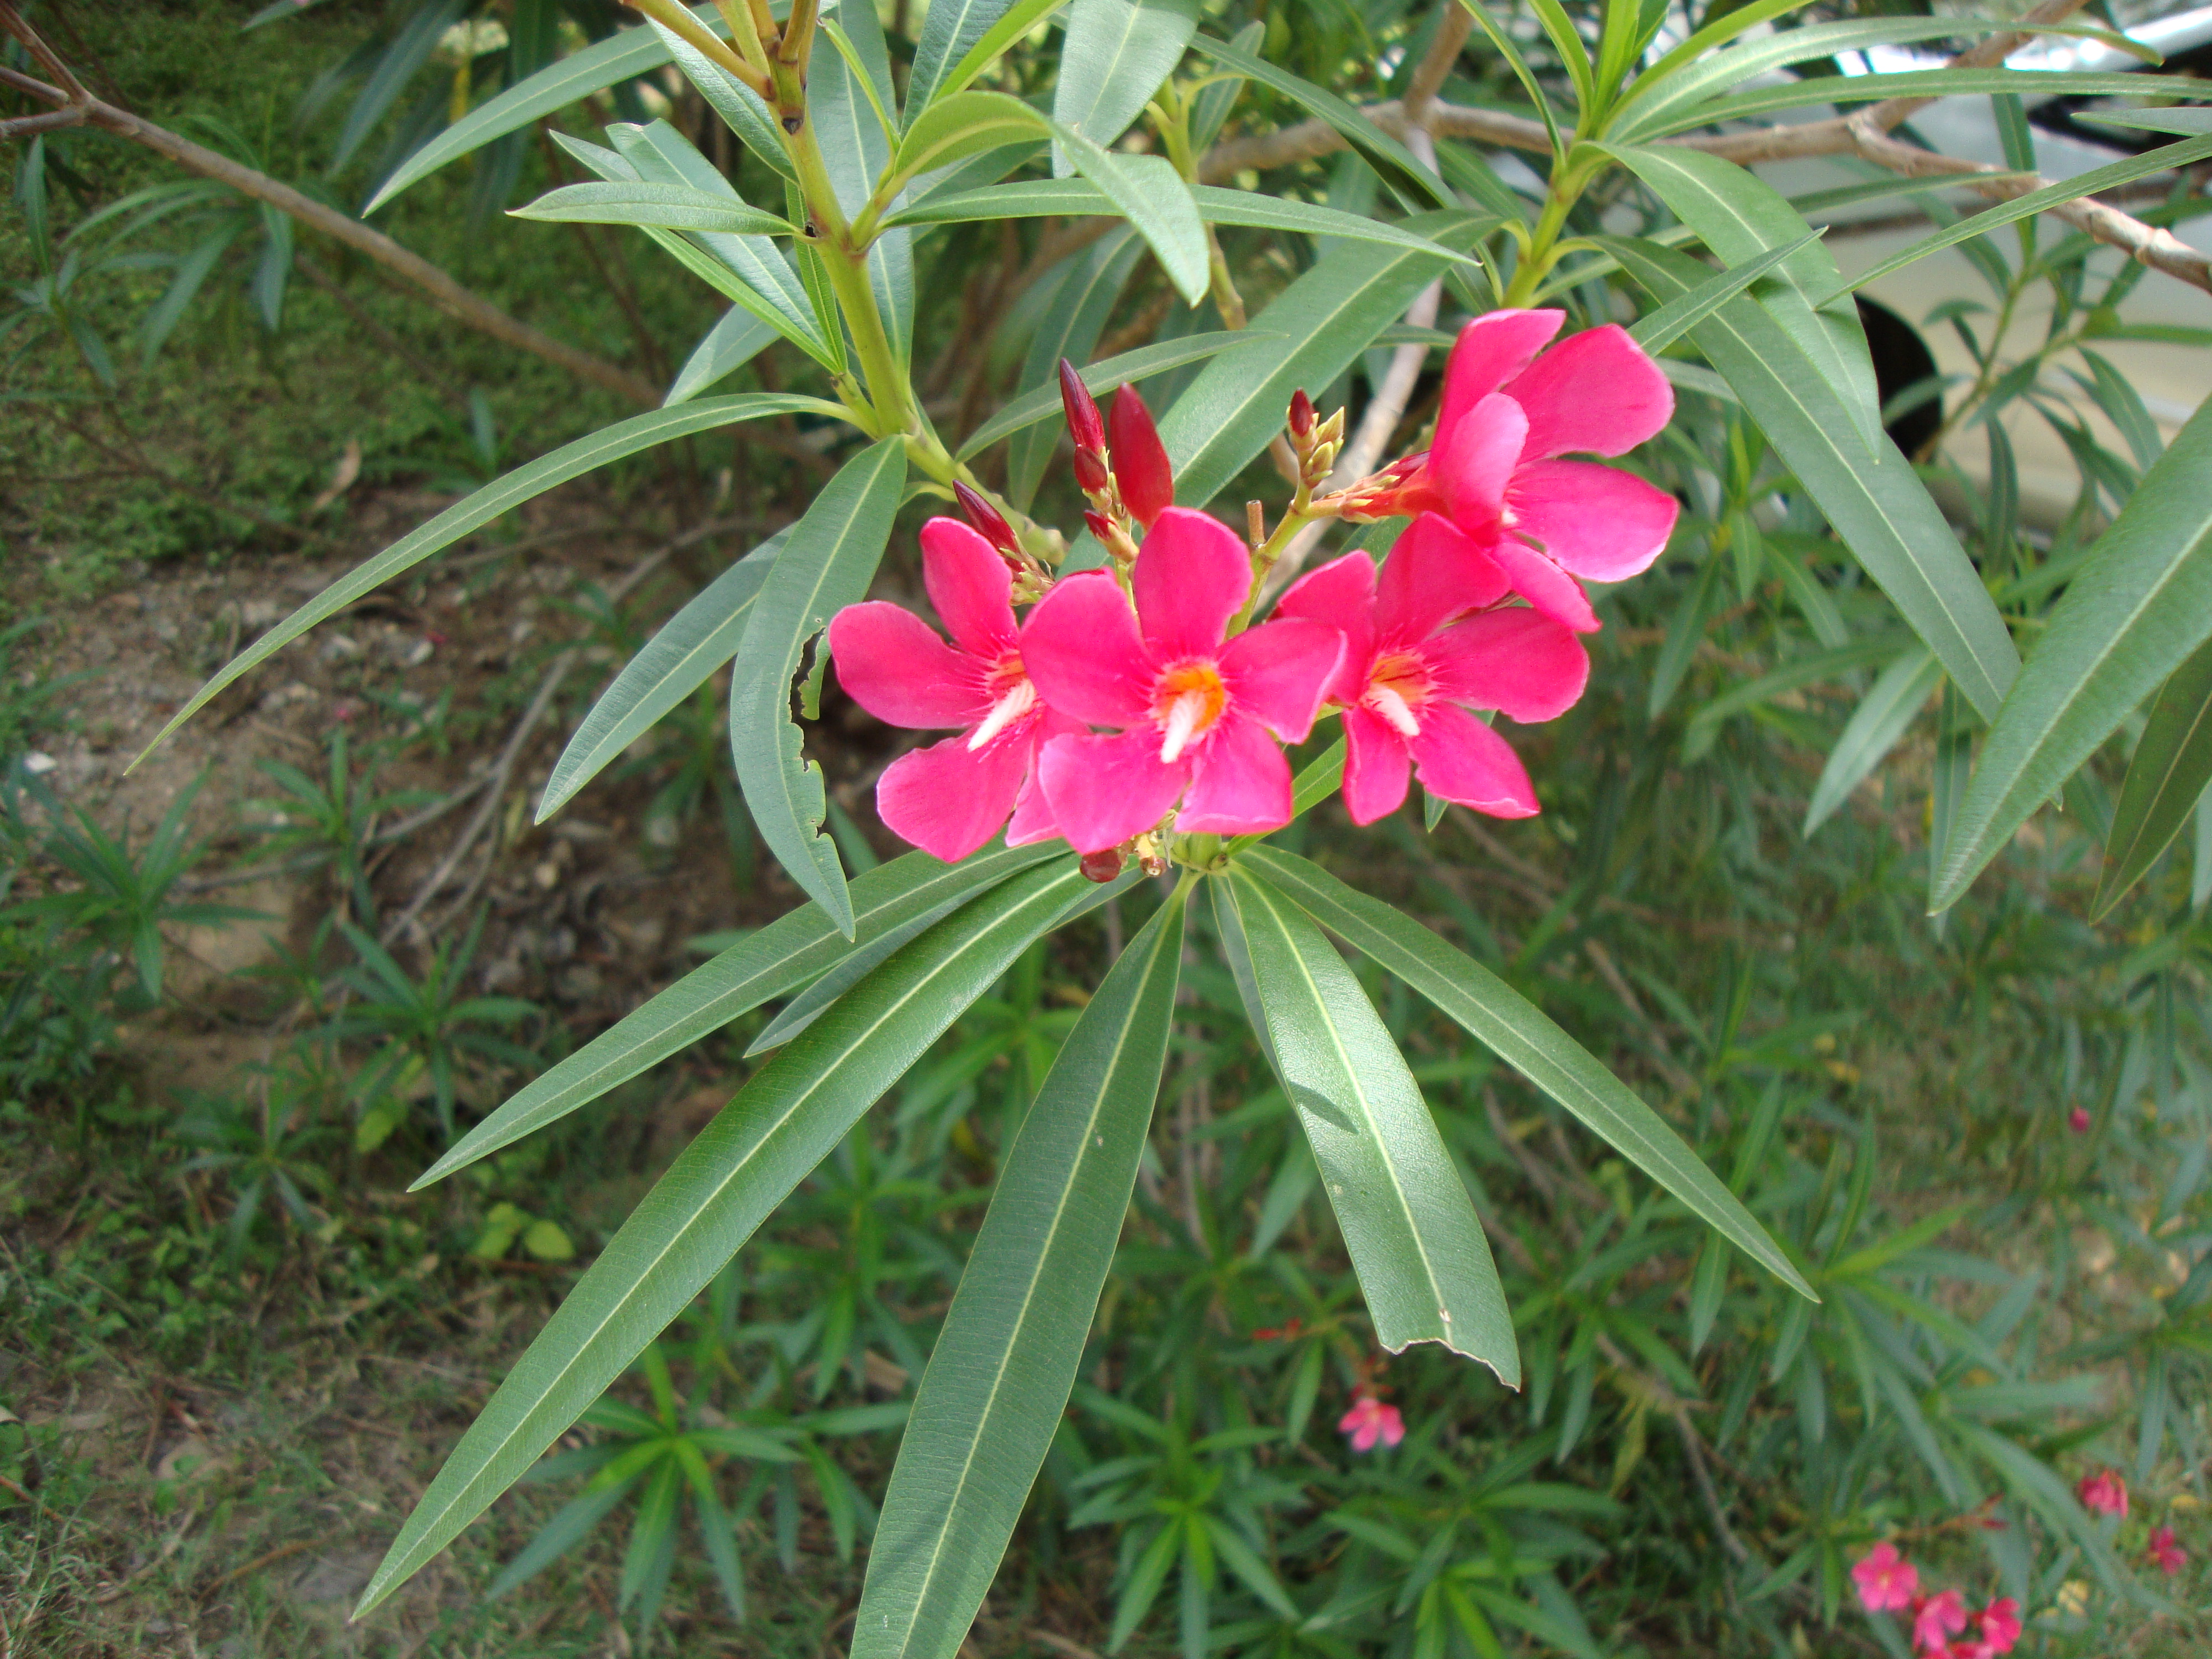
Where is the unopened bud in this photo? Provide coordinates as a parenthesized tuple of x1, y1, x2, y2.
(1059, 358, 1105, 455)
(1079, 847, 1124, 883)
(1108, 385, 1172, 528)
(1083, 509, 1114, 545)
(952, 481, 1019, 556)
(1316, 407, 1345, 447)
(1288, 387, 1316, 437)
(1072, 446, 1110, 497)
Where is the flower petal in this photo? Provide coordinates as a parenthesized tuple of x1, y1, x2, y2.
(1038, 729, 1188, 853)
(1408, 703, 1538, 818)
(921, 517, 1019, 659)
(1437, 393, 1528, 536)
(1485, 538, 1600, 634)
(1005, 711, 1087, 847)
(1342, 704, 1413, 826)
(830, 602, 989, 729)
(1219, 617, 1344, 743)
(1508, 460, 1679, 582)
(1132, 507, 1250, 660)
(1501, 324, 1673, 460)
(1274, 551, 1376, 705)
(875, 732, 1030, 862)
(1437, 309, 1563, 447)
(1021, 571, 1154, 727)
(1423, 607, 1589, 723)
(1177, 713, 1292, 835)
(1376, 512, 1511, 644)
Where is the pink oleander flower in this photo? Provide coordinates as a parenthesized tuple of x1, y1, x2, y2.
(2078, 1469, 2128, 1518)
(2149, 1524, 2186, 1575)
(1851, 1542, 1921, 1613)
(1370, 309, 1678, 635)
(828, 518, 1085, 862)
(1024, 508, 1343, 853)
(1913, 1588, 1969, 1656)
(1966, 1597, 2023, 1657)
(1338, 1395, 1404, 1452)
(1275, 514, 1588, 825)
(2068, 1105, 2092, 1134)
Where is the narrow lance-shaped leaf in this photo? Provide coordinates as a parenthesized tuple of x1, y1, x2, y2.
(731, 439, 909, 939)
(1052, 132, 1210, 305)
(664, 305, 779, 405)
(2095, 633, 2212, 919)
(354, 859, 1097, 1619)
(1804, 648, 1942, 836)
(1626, 229, 1822, 355)
(1239, 846, 1816, 1300)
(1052, 0, 1200, 174)
(1934, 393, 2212, 911)
(130, 393, 834, 769)
(510, 180, 795, 237)
(852, 884, 1190, 1659)
(1222, 866, 1520, 1379)
(1651, 69, 2212, 138)
(413, 841, 1068, 1190)
(907, 0, 1065, 121)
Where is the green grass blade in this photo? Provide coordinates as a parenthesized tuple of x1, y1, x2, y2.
(1934, 394, 2212, 912)
(410, 842, 1065, 1190)
(2095, 634, 2212, 920)
(731, 439, 908, 938)
(354, 858, 1094, 1619)
(1221, 867, 1519, 1380)
(1238, 846, 1815, 1301)
(852, 884, 1188, 1659)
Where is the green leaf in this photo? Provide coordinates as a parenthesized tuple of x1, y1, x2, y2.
(2080, 106, 2212, 137)
(909, 0, 1068, 120)
(354, 858, 1094, 1620)
(652, 22, 799, 182)
(731, 439, 908, 938)
(1050, 133, 1209, 305)
(2095, 634, 2212, 920)
(812, 0, 915, 363)
(1824, 134, 2212, 303)
(1053, 0, 1199, 173)
(510, 180, 794, 236)
(413, 842, 1064, 1189)
(1003, 227, 1145, 508)
(1238, 847, 1815, 1301)
(1650, 71, 2212, 138)
(1605, 144, 1879, 445)
(887, 92, 1051, 200)
(1160, 210, 1487, 507)
(130, 394, 832, 770)
(882, 175, 1109, 226)
(958, 329, 1266, 460)
(1934, 394, 2212, 911)
(364, 2, 730, 212)
(1804, 648, 1942, 836)
(1683, 635, 1905, 761)
(539, 530, 786, 822)
(665, 305, 779, 405)
(1220, 867, 1519, 1379)
(1626, 229, 1820, 354)
(851, 885, 1188, 1659)
(1600, 235, 2018, 723)
(744, 889, 973, 1057)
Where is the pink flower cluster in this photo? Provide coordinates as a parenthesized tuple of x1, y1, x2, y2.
(1851, 1544, 2020, 1659)
(2072, 1470, 2190, 1577)
(1338, 1395, 1404, 1452)
(827, 311, 1676, 864)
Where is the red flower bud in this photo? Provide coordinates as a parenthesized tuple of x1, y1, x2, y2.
(1079, 847, 1124, 883)
(1082, 509, 1114, 545)
(1108, 384, 1172, 528)
(1072, 446, 1111, 497)
(1288, 387, 1316, 437)
(952, 481, 1019, 556)
(1059, 358, 1105, 454)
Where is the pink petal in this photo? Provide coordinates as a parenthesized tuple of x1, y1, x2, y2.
(1218, 618, 1344, 743)
(1132, 507, 1251, 659)
(875, 731, 1031, 862)
(1178, 713, 1293, 834)
(921, 517, 1019, 659)
(1021, 571, 1155, 727)
(1005, 711, 1087, 846)
(1273, 552, 1376, 705)
(1423, 608, 1589, 723)
(1375, 513, 1511, 644)
(1038, 728, 1188, 853)
(1437, 309, 1563, 447)
(1437, 394, 1528, 538)
(1508, 460, 1679, 582)
(1486, 538, 1600, 635)
(1408, 704, 1538, 818)
(830, 602, 989, 729)
(1501, 324, 1674, 460)
(1342, 704, 1413, 826)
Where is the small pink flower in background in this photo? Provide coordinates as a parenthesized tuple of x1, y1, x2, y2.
(2149, 1524, 2186, 1574)
(1367, 310, 1678, 635)
(1966, 1597, 2022, 1657)
(2077, 1469, 2128, 1518)
(828, 518, 1085, 862)
(2068, 1105, 2092, 1133)
(1851, 1541, 1919, 1612)
(1275, 514, 1588, 826)
(1338, 1395, 1403, 1452)
(1912, 1587, 1968, 1655)
(1024, 508, 1343, 852)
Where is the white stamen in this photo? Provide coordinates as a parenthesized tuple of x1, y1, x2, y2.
(1157, 688, 1210, 763)
(1366, 684, 1421, 737)
(967, 678, 1037, 750)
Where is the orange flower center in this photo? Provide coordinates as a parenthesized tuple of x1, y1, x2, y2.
(1361, 653, 1431, 736)
(1152, 661, 1228, 763)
